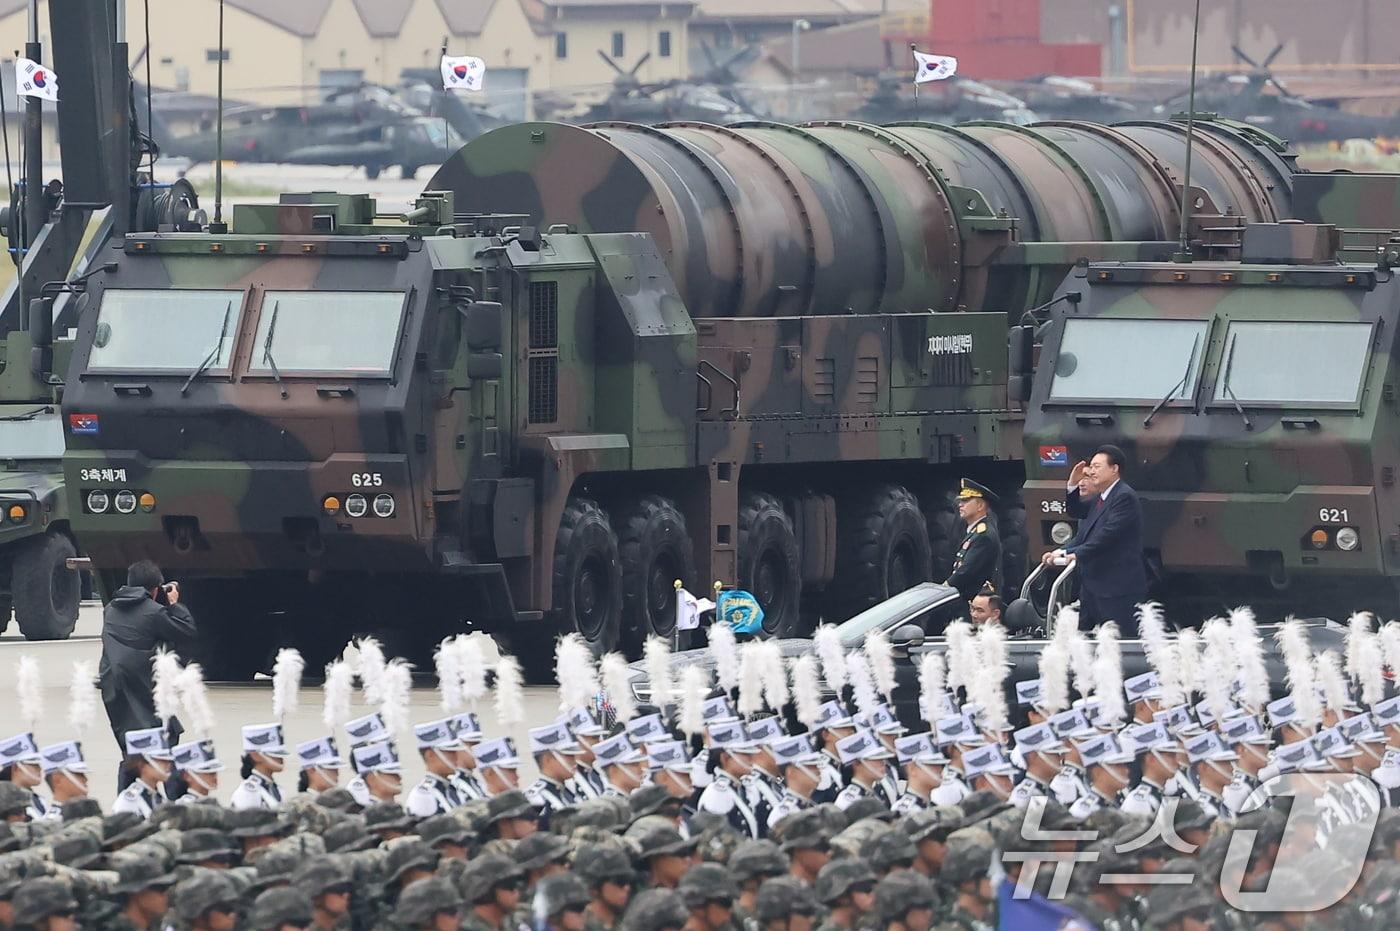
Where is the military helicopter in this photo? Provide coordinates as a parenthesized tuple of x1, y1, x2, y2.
(851, 73, 1039, 125)
(142, 83, 464, 180)
(1154, 44, 1400, 144)
(1005, 75, 1149, 123)
(397, 69, 514, 143)
(536, 50, 764, 125)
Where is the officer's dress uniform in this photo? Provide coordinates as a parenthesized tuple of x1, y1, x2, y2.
(1120, 778, 1166, 817)
(451, 768, 487, 802)
(811, 754, 843, 805)
(931, 767, 971, 806)
(229, 770, 282, 810)
(767, 789, 813, 828)
(524, 776, 576, 827)
(1007, 773, 1050, 810)
(892, 790, 930, 815)
(346, 774, 373, 808)
(406, 772, 462, 817)
(175, 790, 215, 807)
(742, 772, 780, 830)
(112, 781, 164, 818)
(834, 780, 880, 811)
(1050, 765, 1088, 806)
(24, 791, 49, 822)
(946, 514, 1002, 604)
(697, 771, 761, 838)
(571, 764, 606, 800)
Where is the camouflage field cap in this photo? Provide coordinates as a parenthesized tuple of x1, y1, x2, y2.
(860, 829, 918, 872)
(815, 857, 876, 904)
(778, 809, 834, 852)
(0, 784, 29, 818)
(417, 813, 475, 848)
(621, 889, 689, 931)
(291, 855, 352, 897)
(873, 869, 938, 921)
(516, 831, 571, 871)
(364, 802, 415, 833)
(940, 828, 996, 886)
(534, 872, 590, 918)
(573, 843, 636, 887)
(677, 862, 739, 908)
(755, 876, 818, 920)
(486, 789, 538, 823)
(11, 877, 78, 926)
(249, 887, 314, 931)
(172, 870, 241, 921)
(728, 839, 788, 883)
(394, 877, 462, 927)
(385, 839, 441, 884)
(457, 853, 524, 902)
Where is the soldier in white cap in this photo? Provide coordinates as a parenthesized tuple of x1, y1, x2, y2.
(929, 715, 976, 806)
(808, 702, 855, 805)
(765, 735, 824, 828)
(343, 712, 391, 807)
(230, 724, 288, 810)
(113, 726, 173, 817)
(564, 706, 608, 800)
(36, 741, 90, 820)
(474, 736, 524, 796)
(833, 729, 894, 811)
(591, 733, 649, 800)
(352, 739, 404, 804)
(1069, 733, 1135, 819)
(1006, 724, 1063, 810)
(0, 733, 47, 820)
(1218, 714, 1274, 817)
(646, 740, 696, 808)
(407, 719, 466, 818)
(1045, 708, 1094, 806)
(963, 743, 1017, 800)
(696, 722, 761, 837)
(891, 734, 948, 814)
(1184, 731, 1239, 819)
(295, 737, 343, 797)
(446, 713, 488, 802)
(171, 739, 225, 805)
(525, 720, 583, 823)
(1119, 722, 1181, 817)
(739, 717, 784, 826)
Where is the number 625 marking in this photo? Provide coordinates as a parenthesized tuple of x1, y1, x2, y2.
(351, 472, 383, 487)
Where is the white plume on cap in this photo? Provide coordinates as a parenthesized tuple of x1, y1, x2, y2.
(436, 637, 464, 713)
(601, 652, 638, 723)
(1091, 622, 1125, 727)
(1201, 618, 1235, 724)
(67, 661, 100, 735)
(459, 636, 488, 706)
(791, 656, 823, 728)
(738, 641, 766, 716)
(1315, 650, 1349, 718)
(814, 625, 848, 692)
(1156, 636, 1185, 710)
(1137, 602, 1169, 673)
(1230, 607, 1269, 712)
(678, 664, 710, 737)
(757, 640, 789, 712)
(322, 660, 354, 730)
(16, 656, 42, 729)
(379, 659, 413, 735)
(710, 623, 740, 693)
(1067, 628, 1094, 700)
(1176, 628, 1202, 701)
(945, 620, 973, 695)
(556, 633, 599, 712)
(865, 629, 897, 701)
(1346, 612, 1372, 682)
(1053, 604, 1080, 637)
(494, 655, 525, 726)
(846, 651, 879, 717)
(152, 649, 183, 724)
(1382, 622, 1400, 682)
(1038, 638, 1070, 715)
(356, 637, 388, 706)
(272, 648, 305, 721)
(918, 652, 946, 725)
(1276, 618, 1321, 728)
(1357, 628, 1386, 708)
(175, 662, 215, 737)
(974, 623, 1010, 732)
(644, 638, 674, 708)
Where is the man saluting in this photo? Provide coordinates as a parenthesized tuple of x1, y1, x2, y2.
(945, 479, 1002, 606)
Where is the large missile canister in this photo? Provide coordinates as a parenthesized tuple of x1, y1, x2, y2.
(428, 118, 1295, 319)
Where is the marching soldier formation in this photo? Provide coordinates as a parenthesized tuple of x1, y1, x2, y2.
(5, 604, 1400, 930)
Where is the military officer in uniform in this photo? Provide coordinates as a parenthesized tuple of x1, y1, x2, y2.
(0, 732, 48, 820)
(343, 711, 390, 807)
(697, 722, 762, 837)
(891, 734, 947, 814)
(295, 737, 343, 798)
(406, 719, 466, 818)
(766, 735, 824, 828)
(1006, 724, 1063, 810)
(447, 712, 489, 802)
(171, 739, 224, 805)
(524, 720, 582, 825)
(113, 726, 173, 817)
(833, 729, 895, 811)
(565, 706, 609, 800)
(944, 479, 1002, 606)
(36, 741, 90, 819)
(230, 723, 288, 811)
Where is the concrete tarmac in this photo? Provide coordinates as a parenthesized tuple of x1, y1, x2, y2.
(0, 603, 557, 807)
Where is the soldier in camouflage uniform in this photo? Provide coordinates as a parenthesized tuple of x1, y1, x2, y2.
(575, 844, 635, 931)
(291, 856, 355, 931)
(107, 853, 178, 931)
(171, 871, 243, 931)
(459, 854, 526, 931)
(621, 890, 689, 931)
(729, 841, 789, 931)
(248, 887, 315, 931)
(12, 878, 79, 931)
(753, 877, 819, 931)
(778, 811, 834, 887)
(393, 877, 463, 931)
(872, 871, 938, 931)
(533, 874, 592, 931)
(677, 863, 739, 931)
(935, 829, 997, 931)
(814, 858, 876, 931)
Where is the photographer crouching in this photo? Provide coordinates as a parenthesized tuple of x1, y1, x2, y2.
(99, 559, 197, 792)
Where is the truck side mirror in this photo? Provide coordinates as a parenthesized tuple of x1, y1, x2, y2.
(1008, 325, 1034, 376)
(466, 353, 502, 380)
(462, 301, 503, 352)
(889, 623, 925, 653)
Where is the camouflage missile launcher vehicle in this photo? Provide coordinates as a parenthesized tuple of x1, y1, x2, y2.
(1023, 172, 1400, 618)
(60, 117, 1296, 679)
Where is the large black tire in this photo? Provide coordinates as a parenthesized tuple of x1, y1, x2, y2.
(836, 484, 933, 616)
(922, 486, 958, 582)
(12, 532, 79, 641)
(737, 492, 802, 637)
(540, 497, 623, 681)
(998, 500, 1029, 597)
(619, 495, 696, 648)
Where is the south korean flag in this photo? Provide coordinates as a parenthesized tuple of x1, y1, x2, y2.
(441, 55, 486, 92)
(912, 49, 957, 84)
(16, 57, 58, 102)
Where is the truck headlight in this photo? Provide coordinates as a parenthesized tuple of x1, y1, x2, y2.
(87, 490, 110, 514)
(345, 494, 368, 518)
(372, 494, 395, 518)
(114, 490, 137, 514)
(1336, 527, 1360, 551)
(1050, 521, 1074, 545)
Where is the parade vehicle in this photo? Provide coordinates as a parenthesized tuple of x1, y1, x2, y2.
(59, 116, 1304, 679)
(1022, 172, 1400, 617)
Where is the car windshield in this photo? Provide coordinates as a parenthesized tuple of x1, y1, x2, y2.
(0, 412, 63, 459)
(249, 291, 405, 377)
(835, 585, 944, 646)
(88, 290, 243, 372)
(1213, 321, 1372, 407)
(1049, 318, 1209, 402)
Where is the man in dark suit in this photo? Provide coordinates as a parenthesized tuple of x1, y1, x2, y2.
(1042, 444, 1146, 632)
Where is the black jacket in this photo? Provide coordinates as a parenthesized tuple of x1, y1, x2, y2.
(946, 516, 1002, 602)
(1066, 482, 1147, 599)
(98, 585, 197, 749)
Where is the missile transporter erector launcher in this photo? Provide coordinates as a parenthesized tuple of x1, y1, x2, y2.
(61, 118, 1295, 678)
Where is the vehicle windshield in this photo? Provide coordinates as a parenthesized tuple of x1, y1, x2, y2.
(249, 291, 405, 377)
(88, 290, 243, 372)
(1213, 320, 1372, 407)
(0, 412, 64, 459)
(836, 585, 944, 646)
(1049, 318, 1209, 402)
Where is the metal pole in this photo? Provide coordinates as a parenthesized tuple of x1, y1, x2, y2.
(22, 0, 42, 248)
(212, 0, 225, 231)
(1174, 0, 1202, 263)
(792, 20, 799, 77)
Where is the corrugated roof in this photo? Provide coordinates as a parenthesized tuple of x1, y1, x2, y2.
(225, 0, 334, 37)
(352, 0, 415, 37)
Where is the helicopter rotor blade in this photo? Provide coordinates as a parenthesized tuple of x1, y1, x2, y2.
(1231, 45, 1259, 69)
(1262, 43, 1285, 69)
(628, 51, 653, 77)
(597, 50, 626, 76)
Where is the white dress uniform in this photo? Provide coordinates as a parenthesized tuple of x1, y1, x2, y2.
(346, 775, 373, 808)
(1008, 775, 1049, 810)
(407, 772, 462, 817)
(1120, 779, 1165, 817)
(25, 792, 50, 821)
(834, 781, 875, 810)
(767, 790, 814, 829)
(931, 769, 971, 806)
(112, 782, 164, 818)
(1050, 766, 1088, 806)
(892, 791, 930, 815)
(698, 771, 760, 838)
(230, 770, 283, 811)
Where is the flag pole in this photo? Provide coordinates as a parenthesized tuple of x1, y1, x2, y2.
(910, 43, 919, 105)
(440, 36, 450, 164)
(1173, 0, 1202, 264)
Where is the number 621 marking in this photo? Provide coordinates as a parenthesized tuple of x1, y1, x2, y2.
(1318, 507, 1350, 523)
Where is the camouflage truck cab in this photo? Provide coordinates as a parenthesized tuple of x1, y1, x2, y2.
(1024, 173, 1400, 615)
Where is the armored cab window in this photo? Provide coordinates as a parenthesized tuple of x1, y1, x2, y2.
(1048, 318, 1209, 404)
(88, 289, 244, 373)
(249, 291, 406, 377)
(0, 413, 64, 458)
(1211, 320, 1373, 408)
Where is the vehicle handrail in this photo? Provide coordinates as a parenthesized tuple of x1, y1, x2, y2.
(1045, 561, 1078, 637)
(1019, 561, 1049, 601)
